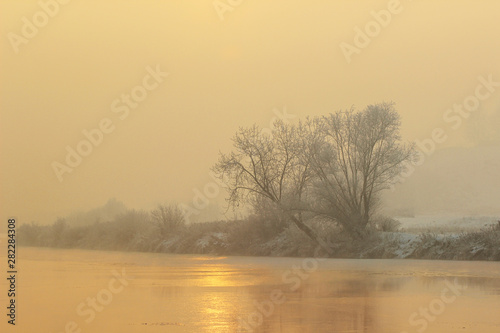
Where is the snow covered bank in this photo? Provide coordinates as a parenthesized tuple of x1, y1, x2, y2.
(18, 215, 500, 261)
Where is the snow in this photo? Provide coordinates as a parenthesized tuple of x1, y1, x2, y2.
(395, 215, 499, 233)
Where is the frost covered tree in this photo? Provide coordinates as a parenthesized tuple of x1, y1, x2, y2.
(213, 102, 414, 245)
(211, 120, 328, 248)
(151, 204, 185, 238)
(304, 102, 414, 238)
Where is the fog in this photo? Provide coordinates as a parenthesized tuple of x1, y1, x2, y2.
(1, 0, 500, 225)
(384, 143, 500, 216)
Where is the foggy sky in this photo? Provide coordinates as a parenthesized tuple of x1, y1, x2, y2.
(1, 0, 499, 224)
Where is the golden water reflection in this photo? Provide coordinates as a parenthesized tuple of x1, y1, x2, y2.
(1, 248, 500, 333)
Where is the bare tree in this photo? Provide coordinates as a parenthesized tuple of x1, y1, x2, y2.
(211, 121, 331, 251)
(213, 102, 413, 247)
(151, 203, 185, 238)
(305, 102, 414, 238)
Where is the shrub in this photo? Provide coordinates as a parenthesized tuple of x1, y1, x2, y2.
(372, 216, 401, 232)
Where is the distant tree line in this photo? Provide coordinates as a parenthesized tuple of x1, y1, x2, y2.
(18, 204, 186, 251)
(18, 202, 321, 255)
(18, 201, 500, 260)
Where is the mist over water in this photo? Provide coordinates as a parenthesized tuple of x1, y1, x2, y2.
(2, 248, 499, 333)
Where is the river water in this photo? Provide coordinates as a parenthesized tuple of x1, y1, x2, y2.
(1, 247, 500, 333)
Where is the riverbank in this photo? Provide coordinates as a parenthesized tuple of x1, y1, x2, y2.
(18, 215, 500, 261)
(154, 225, 500, 261)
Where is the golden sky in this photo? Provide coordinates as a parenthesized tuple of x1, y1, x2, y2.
(1, 0, 499, 224)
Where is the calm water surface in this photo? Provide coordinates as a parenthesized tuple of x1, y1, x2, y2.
(1, 247, 500, 333)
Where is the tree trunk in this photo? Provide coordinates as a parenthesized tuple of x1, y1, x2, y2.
(285, 211, 334, 255)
